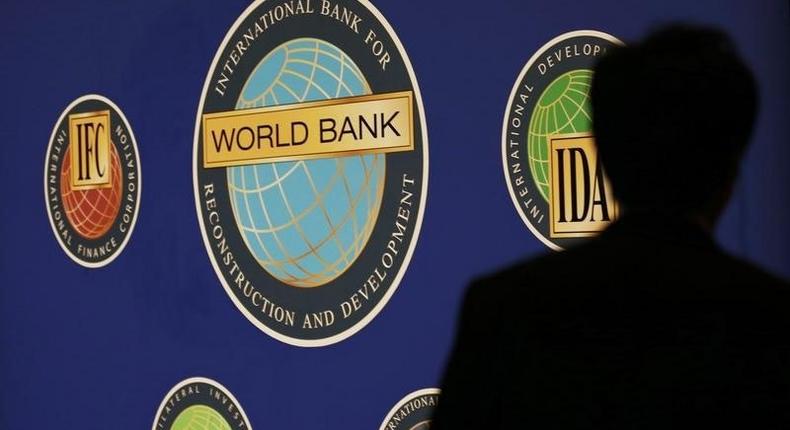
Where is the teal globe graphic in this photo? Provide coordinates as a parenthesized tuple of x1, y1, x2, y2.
(228, 38, 385, 288)
(171, 405, 231, 430)
(527, 69, 593, 202)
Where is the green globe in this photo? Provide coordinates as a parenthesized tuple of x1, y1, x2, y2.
(171, 405, 231, 430)
(527, 69, 593, 202)
(227, 38, 385, 288)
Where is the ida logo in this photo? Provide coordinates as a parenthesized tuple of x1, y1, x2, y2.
(193, 0, 428, 346)
(44, 95, 141, 267)
(502, 31, 621, 250)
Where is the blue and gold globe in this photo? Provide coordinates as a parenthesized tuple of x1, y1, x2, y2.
(228, 38, 385, 288)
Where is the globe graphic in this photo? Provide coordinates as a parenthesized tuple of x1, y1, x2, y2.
(527, 69, 593, 202)
(171, 405, 231, 430)
(60, 142, 122, 239)
(228, 38, 385, 288)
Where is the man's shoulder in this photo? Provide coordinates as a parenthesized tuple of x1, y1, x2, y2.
(467, 250, 576, 297)
(713, 251, 790, 298)
(468, 241, 790, 302)
(473, 239, 610, 284)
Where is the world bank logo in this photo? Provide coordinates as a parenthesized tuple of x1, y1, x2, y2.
(44, 94, 141, 267)
(502, 31, 622, 250)
(378, 388, 440, 430)
(194, 0, 428, 346)
(229, 38, 384, 288)
(152, 377, 252, 430)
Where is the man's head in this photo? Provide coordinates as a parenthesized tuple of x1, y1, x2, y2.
(591, 25, 758, 227)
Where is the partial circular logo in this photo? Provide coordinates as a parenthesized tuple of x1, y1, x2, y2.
(502, 31, 622, 250)
(379, 388, 440, 430)
(193, 0, 428, 346)
(152, 377, 252, 430)
(44, 94, 141, 267)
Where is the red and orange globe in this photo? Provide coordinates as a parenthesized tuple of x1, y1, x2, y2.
(60, 142, 123, 239)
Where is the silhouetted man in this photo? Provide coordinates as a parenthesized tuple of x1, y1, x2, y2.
(432, 25, 790, 429)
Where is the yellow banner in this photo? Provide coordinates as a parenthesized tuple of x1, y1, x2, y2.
(549, 132, 619, 238)
(202, 91, 414, 168)
(69, 110, 111, 190)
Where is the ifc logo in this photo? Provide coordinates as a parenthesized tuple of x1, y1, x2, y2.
(502, 31, 622, 250)
(44, 95, 141, 267)
(194, 0, 428, 346)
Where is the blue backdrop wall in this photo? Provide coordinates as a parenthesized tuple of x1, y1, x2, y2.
(2, 0, 789, 428)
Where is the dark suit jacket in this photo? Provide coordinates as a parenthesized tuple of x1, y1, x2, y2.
(432, 214, 790, 429)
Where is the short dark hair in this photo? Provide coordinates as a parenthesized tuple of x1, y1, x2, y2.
(591, 25, 758, 212)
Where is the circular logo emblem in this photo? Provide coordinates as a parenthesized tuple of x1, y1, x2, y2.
(194, 0, 428, 346)
(502, 31, 622, 250)
(44, 94, 141, 267)
(152, 377, 252, 430)
(378, 388, 440, 430)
